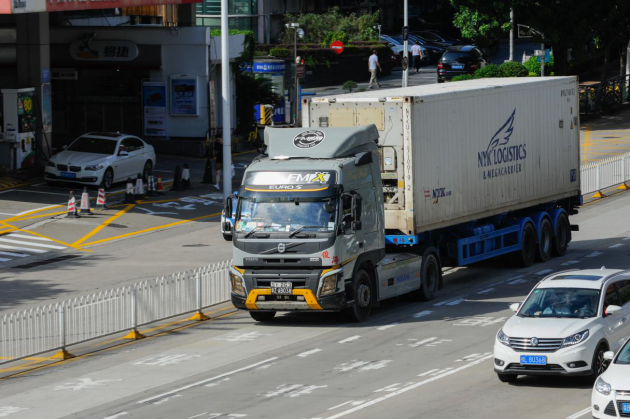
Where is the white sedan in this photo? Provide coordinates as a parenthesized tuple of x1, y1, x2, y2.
(45, 132, 156, 190)
(592, 339, 630, 418)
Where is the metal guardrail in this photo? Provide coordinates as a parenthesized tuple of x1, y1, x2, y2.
(579, 75, 630, 114)
(580, 150, 630, 195)
(0, 260, 232, 365)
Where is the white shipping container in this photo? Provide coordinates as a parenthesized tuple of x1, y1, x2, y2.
(304, 77, 581, 235)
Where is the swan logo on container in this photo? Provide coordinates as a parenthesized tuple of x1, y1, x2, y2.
(477, 109, 527, 180)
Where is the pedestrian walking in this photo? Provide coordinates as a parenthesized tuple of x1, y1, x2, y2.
(213, 136, 224, 190)
(411, 41, 423, 73)
(368, 49, 382, 89)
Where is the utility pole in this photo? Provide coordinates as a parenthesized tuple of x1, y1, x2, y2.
(221, 0, 232, 197)
(541, 41, 545, 77)
(509, 9, 514, 61)
(402, 0, 409, 87)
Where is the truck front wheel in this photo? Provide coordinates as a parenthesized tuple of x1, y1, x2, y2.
(417, 250, 440, 301)
(345, 269, 373, 322)
(250, 311, 276, 322)
(510, 223, 536, 267)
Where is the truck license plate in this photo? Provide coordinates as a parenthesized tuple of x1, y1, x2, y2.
(271, 281, 292, 295)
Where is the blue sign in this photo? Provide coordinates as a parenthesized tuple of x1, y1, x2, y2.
(41, 68, 50, 83)
(537, 49, 551, 63)
(477, 109, 527, 180)
(239, 62, 253, 73)
(252, 61, 285, 73)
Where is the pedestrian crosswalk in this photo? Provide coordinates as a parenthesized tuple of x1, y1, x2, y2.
(0, 233, 68, 264)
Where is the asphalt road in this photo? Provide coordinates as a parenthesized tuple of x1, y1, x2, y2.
(581, 106, 630, 163)
(1, 188, 629, 419)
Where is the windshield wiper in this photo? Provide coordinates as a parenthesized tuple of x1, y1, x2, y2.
(289, 225, 325, 238)
(245, 227, 259, 238)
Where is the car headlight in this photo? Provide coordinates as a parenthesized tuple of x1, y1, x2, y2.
(497, 329, 510, 347)
(319, 273, 339, 297)
(47, 161, 55, 168)
(561, 329, 589, 348)
(84, 164, 105, 171)
(230, 272, 246, 297)
(595, 377, 611, 395)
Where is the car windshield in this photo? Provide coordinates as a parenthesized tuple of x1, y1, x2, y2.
(519, 288, 600, 318)
(68, 137, 117, 155)
(235, 197, 337, 233)
(616, 340, 630, 364)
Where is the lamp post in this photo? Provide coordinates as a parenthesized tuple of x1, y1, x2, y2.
(373, 24, 381, 39)
(286, 23, 304, 126)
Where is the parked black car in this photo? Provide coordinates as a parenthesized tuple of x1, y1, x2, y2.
(437, 45, 488, 83)
(412, 30, 463, 48)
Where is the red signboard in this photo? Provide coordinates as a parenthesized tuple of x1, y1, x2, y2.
(1, 0, 198, 14)
(330, 40, 344, 55)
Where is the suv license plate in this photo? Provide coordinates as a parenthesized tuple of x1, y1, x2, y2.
(271, 281, 292, 295)
(520, 355, 547, 365)
(622, 403, 630, 414)
(452, 64, 464, 70)
(60, 172, 76, 179)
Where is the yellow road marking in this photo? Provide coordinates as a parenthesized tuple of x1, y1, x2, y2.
(136, 198, 181, 204)
(584, 130, 589, 161)
(0, 205, 64, 224)
(0, 221, 92, 253)
(72, 204, 136, 246)
(0, 182, 32, 191)
(9, 211, 67, 222)
(80, 212, 222, 247)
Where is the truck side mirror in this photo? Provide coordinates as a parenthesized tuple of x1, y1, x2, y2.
(225, 196, 233, 217)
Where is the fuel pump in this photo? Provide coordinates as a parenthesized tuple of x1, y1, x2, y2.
(1, 88, 37, 170)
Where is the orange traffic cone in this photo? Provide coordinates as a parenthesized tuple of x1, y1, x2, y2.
(67, 191, 80, 218)
(79, 187, 93, 215)
(156, 175, 164, 195)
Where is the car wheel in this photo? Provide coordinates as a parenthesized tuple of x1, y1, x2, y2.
(102, 168, 114, 190)
(143, 160, 153, 180)
(510, 223, 536, 267)
(590, 344, 609, 381)
(497, 373, 518, 383)
(536, 218, 553, 262)
(552, 213, 569, 257)
(250, 311, 276, 322)
(223, 233, 233, 242)
(344, 269, 373, 322)
(437, 78, 444, 83)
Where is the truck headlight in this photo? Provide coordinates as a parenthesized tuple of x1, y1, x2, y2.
(595, 377, 611, 395)
(497, 329, 510, 347)
(85, 164, 104, 171)
(561, 330, 589, 348)
(230, 272, 246, 297)
(319, 272, 340, 297)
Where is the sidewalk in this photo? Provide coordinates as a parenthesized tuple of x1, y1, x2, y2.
(581, 105, 630, 163)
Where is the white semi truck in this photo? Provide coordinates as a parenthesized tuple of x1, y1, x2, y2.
(225, 77, 581, 322)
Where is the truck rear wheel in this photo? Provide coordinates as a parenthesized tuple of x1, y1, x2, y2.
(417, 249, 440, 301)
(250, 311, 276, 322)
(510, 223, 536, 267)
(552, 213, 569, 257)
(536, 218, 552, 262)
(345, 269, 373, 322)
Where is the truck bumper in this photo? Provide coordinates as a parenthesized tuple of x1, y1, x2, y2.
(232, 289, 347, 312)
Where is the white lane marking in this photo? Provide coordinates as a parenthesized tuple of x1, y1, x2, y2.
(624, 237, 630, 241)
(377, 323, 398, 331)
(453, 316, 506, 327)
(338, 335, 361, 344)
(535, 269, 553, 275)
(359, 360, 392, 371)
(373, 383, 414, 393)
(507, 278, 527, 285)
(153, 394, 181, 405)
(137, 207, 178, 216)
(325, 354, 493, 419)
(7, 234, 52, 241)
(297, 349, 322, 358)
(610, 243, 625, 248)
(102, 413, 128, 419)
(427, 339, 452, 347)
(0, 238, 65, 249)
(435, 275, 524, 306)
(561, 260, 580, 266)
(15, 204, 62, 215)
(445, 299, 465, 306)
(418, 367, 452, 377)
(54, 378, 122, 391)
(134, 354, 201, 366)
(585, 251, 604, 258)
(398, 337, 437, 348)
(328, 401, 366, 410)
(137, 357, 278, 404)
(0, 244, 48, 253)
(477, 288, 495, 294)
(455, 352, 492, 362)
(263, 384, 328, 398)
(334, 360, 392, 372)
(255, 362, 276, 370)
(412, 310, 433, 318)
(0, 406, 28, 417)
(417, 369, 439, 377)
(189, 413, 208, 419)
(566, 407, 591, 419)
(0, 258, 10, 262)
(204, 378, 230, 388)
(215, 331, 270, 342)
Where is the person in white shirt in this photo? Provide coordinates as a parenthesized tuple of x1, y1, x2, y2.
(368, 49, 382, 89)
(410, 41, 423, 73)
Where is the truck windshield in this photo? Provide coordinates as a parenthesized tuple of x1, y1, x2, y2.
(519, 288, 600, 318)
(235, 197, 337, 233)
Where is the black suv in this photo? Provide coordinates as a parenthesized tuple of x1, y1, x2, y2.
(437, 45, 487, 83)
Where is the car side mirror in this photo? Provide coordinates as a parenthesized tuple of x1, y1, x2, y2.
(222, 221, 232, 232)
(603, 351, 615, 361)
(509, 303, 521, 313)
(606, 305, 622, 316)
(119, 150, 129, 157)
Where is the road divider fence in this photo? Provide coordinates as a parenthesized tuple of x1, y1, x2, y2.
(0, 260, 232, 365)
(580, 150, 630, 197)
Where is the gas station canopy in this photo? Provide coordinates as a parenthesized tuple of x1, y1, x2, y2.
(1, 0, 198, 14)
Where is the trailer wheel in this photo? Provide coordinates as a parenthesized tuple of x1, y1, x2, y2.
(250, 311, 276, 322)
(510, 223, 536, 267)
(418, 249, 440, 301)
(536, 218, 553, 262)
(552, 213, 569, 257)
(345, 269, 373, 322)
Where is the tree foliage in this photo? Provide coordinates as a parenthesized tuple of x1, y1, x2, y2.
(499, 61, 529, 77)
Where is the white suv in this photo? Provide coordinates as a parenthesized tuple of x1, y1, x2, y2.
(494, 268, 630, 383)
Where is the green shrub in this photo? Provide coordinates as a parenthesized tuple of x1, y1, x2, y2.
(269, 47, 290, 57)
(343, 80, 358, 93)
(254, 50, 268, 57)
(523, 55, 554, 76)
(451, 74, 474, 82)
(499, 61, 528, 77)
(323, 31, 349, 48)
(473, 64, 501, 79)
